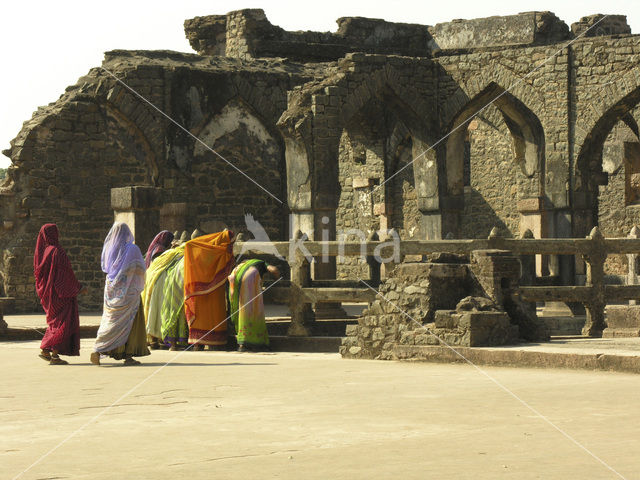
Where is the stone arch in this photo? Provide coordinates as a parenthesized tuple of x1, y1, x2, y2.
(103, 102, 159, 185)
(340, 66, 433, 142)
(440, 66, 546, 132)
(231, 77, 284, 127)
(575, 85, 640, 235)
(574, 70, 640, 157)
(446, 82, 545, 195)
(444, 81, 546, 238)
(189, 96, 287, 239)
(192, 94, 285, 154)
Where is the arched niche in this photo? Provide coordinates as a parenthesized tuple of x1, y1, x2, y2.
(190, 97, 286, 240)
(575, 86, 640, 238)
(336, 86, 430, 277)
(597, 114, 640, 276)
(445, 82, 546, 238)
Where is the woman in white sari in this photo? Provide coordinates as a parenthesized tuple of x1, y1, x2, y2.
(91, 222, 149, 365)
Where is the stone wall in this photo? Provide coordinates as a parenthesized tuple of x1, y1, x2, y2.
(597, 118, 640, 275)
(0, 51, 319, 311)
(1, 8, 639, 312)
(459, 108, 521, 238)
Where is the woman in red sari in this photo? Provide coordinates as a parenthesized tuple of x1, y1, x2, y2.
(34, 224, 85, 365)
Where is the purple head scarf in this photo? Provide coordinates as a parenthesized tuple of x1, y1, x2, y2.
(145, 230, 174, 268)
(101, 222, 145, 281)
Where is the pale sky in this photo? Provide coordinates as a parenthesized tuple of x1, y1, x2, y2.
(1, 0, 638, 168)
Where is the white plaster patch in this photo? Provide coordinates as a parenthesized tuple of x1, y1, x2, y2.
(194, 99, 277, 157)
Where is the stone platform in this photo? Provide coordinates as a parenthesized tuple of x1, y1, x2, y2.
(1, 339, 639, 479)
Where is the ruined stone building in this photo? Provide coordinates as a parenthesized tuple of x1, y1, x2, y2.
(0, 9, 639, 312)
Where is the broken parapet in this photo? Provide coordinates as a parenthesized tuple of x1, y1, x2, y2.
(428, 11, 570, 50)
(184, 15, 227, 56)
(185, 8, 432, 60)
(185, 9, 633, 61)
(571, 14, 631, 37)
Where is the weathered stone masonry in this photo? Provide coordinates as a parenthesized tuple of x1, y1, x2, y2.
(1, 9, 639, 312)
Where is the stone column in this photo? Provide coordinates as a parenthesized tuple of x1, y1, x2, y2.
(627, 226, 640, 305)
(471, 247, 548, 341)
(111, 186, 162, 253)
(288, 230, 314, 336)
(582, 227, 607, 337)
(160, 202, 188, 233)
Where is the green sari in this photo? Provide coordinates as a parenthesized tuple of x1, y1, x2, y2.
(160, 246, 189, 348)
(228, 259, 269, 348)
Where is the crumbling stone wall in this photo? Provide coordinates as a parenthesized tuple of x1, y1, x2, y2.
(0, 52, 319, 311)
(1, 8, 639, 312)
(186, 9, 432, 61)
(341, 251, 545, 360)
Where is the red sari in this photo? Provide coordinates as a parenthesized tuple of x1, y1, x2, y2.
(34, 224, 82, 355)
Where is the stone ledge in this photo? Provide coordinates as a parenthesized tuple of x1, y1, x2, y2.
(392, 345, 640, 374)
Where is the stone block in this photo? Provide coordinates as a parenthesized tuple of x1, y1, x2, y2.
(352, 177, 374, 189)
(517, 197, 546, 213)
(604, 305, 640, 337)
(373, 202, 390, 215)
(434, 310, 456, 329)
(111, 186, 162, 211)
(428, 12, 569, 50)
(456, 311, 513, 347)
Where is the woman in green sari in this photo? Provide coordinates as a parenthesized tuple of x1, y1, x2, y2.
(228, 259, 280, 352)
(160, 244, 189, 350)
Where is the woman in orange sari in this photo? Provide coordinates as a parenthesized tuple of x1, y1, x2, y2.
(183, 230, 234, 349)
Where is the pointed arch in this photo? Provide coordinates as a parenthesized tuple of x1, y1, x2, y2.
(445, 82, 546, 197)
(340, 66, 434, 144)
(575, 85, 640, 235)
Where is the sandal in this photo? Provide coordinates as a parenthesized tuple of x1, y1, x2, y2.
(39, 351, 52, 362)
(123, 358, 141, 366)
(50, 356, 68, 365)
(90, 352, 101, 365)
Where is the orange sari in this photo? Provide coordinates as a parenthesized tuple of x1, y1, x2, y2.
(184, 231, 234, 345)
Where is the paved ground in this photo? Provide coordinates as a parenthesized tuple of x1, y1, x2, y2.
(2, 339, 639, 480)
(3, 303, 366, 329)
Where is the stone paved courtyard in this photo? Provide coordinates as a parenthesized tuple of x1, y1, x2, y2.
(2, 338, 639, 479)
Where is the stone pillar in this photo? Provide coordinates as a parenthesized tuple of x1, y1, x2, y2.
(470, 249, 521, 306)
(160, 202, 188, 233)
(471, 247, 548, 341)
(519, 229, 536, 286)
(518, 197, 548, 276)
(111, 186, 162, 253)
(582, 227, 606, 337)
(627, 226, 640, 305)
(415, 142, 456, 240)
(288, 230, 314, 336)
